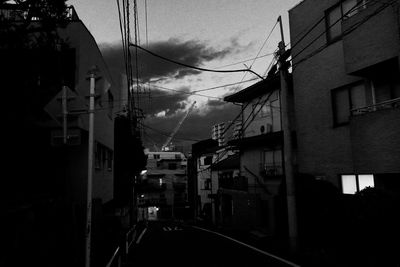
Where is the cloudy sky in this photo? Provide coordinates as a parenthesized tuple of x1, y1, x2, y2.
(68, 0, 301, 151)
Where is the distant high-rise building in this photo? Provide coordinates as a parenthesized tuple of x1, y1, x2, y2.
(212, 120, 242, 146)
(212, 122, 225, 146)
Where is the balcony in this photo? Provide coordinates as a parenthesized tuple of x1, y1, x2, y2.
(351, 97, 400, 116)
(342, 1, 399, 74)
(349, 105, 400, 174)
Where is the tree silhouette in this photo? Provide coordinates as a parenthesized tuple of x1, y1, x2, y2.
(0, 0, 69, 49)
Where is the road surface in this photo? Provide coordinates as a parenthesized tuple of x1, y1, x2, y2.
(126, 221, 300, 267)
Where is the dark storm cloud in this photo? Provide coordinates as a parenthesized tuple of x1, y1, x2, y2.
(140, 86, 191, 116)
(101, 38, 232, 83)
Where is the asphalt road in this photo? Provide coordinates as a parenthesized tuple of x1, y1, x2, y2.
(126, 221, 299, 267)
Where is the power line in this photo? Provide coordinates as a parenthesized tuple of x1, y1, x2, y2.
(291, 0, 395, 68)
(291, 0, 385, 63)
(144, 0, 149, 46)
(232, 19, 279, 92)
(139, 122, 202, 142)
(150, 84, 223, 100)
(129, 43, 265, 80)
(241, 89, 277, 134)
(192, 78, 259, 93)
(214, 52, 276, 69)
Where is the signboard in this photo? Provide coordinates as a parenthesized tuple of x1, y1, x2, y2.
(51, 128, 81, 146)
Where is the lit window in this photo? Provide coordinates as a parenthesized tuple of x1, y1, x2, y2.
(341, 174, 374, 194)
(341, 175, 357, 194)
(358, 174, 374, 191)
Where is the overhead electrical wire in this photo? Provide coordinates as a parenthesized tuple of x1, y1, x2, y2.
(290, 0, 394, 67)
(150, 84, 223, 100)
(139, 122, 201, 142)
(129, 43, 265, 80)
(232, 19, 279, 92)
(214, 52, 276, 70)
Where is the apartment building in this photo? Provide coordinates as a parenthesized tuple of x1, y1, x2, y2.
(289, 0, 400, 195)
(223, 75, 288, 235)
(2, 5, 118, 267)
(288, 1, 400, 264)
(139, 150, 188, 220)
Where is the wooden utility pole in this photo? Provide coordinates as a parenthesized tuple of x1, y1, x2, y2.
(62, 86, 68, 144)
(277, 15, 298, 252)
(85, 66, 99, 267)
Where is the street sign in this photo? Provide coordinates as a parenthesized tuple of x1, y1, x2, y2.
(44, 86, 87, 125)
(50, 128, 81, 146)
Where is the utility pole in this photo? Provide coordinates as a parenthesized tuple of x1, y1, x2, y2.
(277, 15, 298, 252)
(85, 66, 99, 267)
(62, 86, 68, 144)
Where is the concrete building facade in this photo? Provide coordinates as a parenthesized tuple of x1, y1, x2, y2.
(223, 75, 288, 236)
(2, 5, 119, 267)
(289, 0, 400, 194)
(139, 150, 189, 220)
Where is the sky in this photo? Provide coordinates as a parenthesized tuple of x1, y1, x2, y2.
(67, 0, 301, 151)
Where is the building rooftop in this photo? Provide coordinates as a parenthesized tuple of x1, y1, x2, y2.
(224, 74, 281, 103)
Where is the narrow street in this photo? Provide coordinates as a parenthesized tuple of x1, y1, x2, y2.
(126, 221, 299, 267)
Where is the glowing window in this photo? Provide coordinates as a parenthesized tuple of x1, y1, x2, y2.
(341, 174, 374, 194)
(341, 175, 357, 194)
(358, 174, 374, 191)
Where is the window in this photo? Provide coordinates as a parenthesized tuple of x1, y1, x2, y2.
(326, 0, 368, 42)
(203, 156, 213, 166)
(95, 142, 102, 169)
(108, 91, 114, 119)
(168, 163, 177, 170)
(262, 149, 283, 176)
(326, 4, 342, 41)
(372, 73, 400, 103)
(252, 102, 271, 118)
(332, 81, 368, 125)
(107, 150, 113, 171)
(203, 179, 211, 190)
(341, 174, 374, 194)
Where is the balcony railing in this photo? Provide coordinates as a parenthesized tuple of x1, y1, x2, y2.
(351, 97, 400, 116)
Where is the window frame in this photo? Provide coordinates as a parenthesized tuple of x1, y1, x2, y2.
(331, 80, 368, 127)
(325, 2, 343, 44)
(325, 0, 368, 44)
